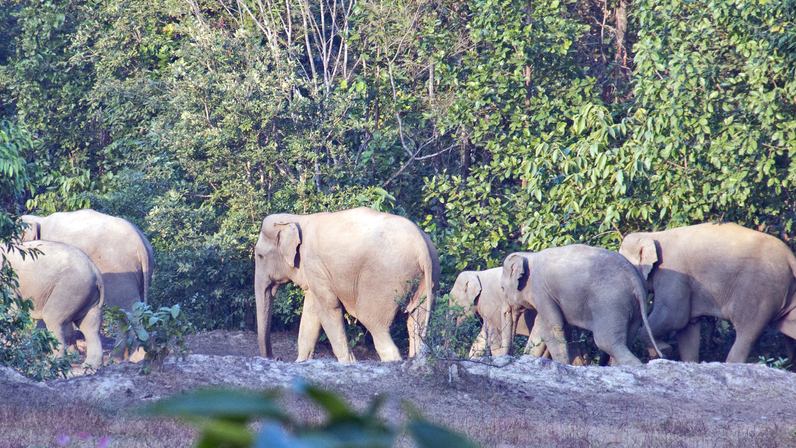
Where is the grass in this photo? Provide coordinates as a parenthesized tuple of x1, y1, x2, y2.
(0, 393, 195, 448)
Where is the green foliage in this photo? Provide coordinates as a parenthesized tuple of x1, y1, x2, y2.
(423, 294, 481, 361)
(0, 120, 34, 219)
(150, 381, 481, 448)
(0, 121, 71, 381)
(112, 302, 194, 374)
(2, 0, 795, 362)
(631, 0, 796, 232)
(758, 356, 792, 371)
(0, 295, 74, 381)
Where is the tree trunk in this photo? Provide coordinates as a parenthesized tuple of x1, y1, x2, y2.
(614, 0, 630, 88)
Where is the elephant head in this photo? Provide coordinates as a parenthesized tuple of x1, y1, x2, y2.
(618, 234, 659, 287)
(501, 253, 530, 308)
(253, 214, 308, 359)
(449, 271, 482, 324)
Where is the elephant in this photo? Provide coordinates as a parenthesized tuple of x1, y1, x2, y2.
(450, 268, 530, 357)
(21, 209, 154, 359)
(500, 245, 660, 365)
(3, 241, 105, 367)
(254, 207, 440, 363)
(619, 222, 796, 363)
(450, 268, 588, 364)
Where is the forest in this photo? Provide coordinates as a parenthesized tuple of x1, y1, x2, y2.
(1, 0, 796, 360)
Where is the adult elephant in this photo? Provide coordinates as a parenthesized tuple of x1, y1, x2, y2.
(500, 245, 660, 365)
(21, 209, 154, 358)
(450, 268, 587, 364)
(4, 241, 105, 367)
(619, 222, 796, 363)
(254, 207, 439, 363)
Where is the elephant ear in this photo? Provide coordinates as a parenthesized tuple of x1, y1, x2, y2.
(464, 275, 483, 307)
(638, 237, 658, 280)
(21, 219, 39, 242)
(503, 254, 528, 291)
(276, 222, 301, 269)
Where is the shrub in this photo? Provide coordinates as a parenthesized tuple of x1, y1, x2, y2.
(111, 302, 194, 374)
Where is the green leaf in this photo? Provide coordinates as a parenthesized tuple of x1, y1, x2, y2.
(408, 420, 481, 448)
(150, 389, 287, 421)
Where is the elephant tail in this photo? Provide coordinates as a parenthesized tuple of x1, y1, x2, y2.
(407, 232, 440, 358)
(636, 283, 663, 359)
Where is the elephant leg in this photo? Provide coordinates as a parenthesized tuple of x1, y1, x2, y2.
(76, 307, 104, 368)
(592, 314, 640, 365)
(355, 299, 401, 362)
(112, 324, 131, 361)
(39, 319, 77, 353)
(406, 297, 432, 358)
(313, 290, 356, 363)
(645, 295, 691, 359)
(296, 291, 322, 362)
(43, 320, 68, 358)
(675, 319, 701, 362)
(369, 327, 402, 362)
(63, 324, 77, 352)
(726, 319, 767, 363)
(535, 307, 569, 363)
(485, 323, 505, 356)
(593, 331, 640, 365)
(469, 327, 489, 358)
(526, 315, 546, 357)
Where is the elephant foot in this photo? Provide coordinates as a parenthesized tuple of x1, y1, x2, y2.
(337, 353, 357, 363)
(81, 361, 101, 370)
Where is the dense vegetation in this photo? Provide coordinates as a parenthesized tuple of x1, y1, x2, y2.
(1, 0, 795, 360)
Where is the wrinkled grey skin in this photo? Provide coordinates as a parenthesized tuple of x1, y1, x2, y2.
(4, 241, 105, 367)
(21, 210, 154, 359)
(500, 245, 659, 365)
(254, 207, 439, 363)
(450, 268, 587, 364)
(619, 222, 796, 363)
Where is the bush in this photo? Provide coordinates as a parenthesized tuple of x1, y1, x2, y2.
(422, 294, 482, 362)
(111, 302, 194, 374)
(0, 295, 74, 381)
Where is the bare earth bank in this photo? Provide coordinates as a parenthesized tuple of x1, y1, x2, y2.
(1, 330, 796, 448)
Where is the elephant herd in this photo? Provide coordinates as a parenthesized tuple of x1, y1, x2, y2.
(4, 206, 796, 369)
(253, 208, 796, 367)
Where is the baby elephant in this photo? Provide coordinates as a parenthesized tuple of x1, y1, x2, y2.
(450, 268, 533, 357)
(450, 268, 587, 364)
(4, 241, 105, 367)
(500, 245, 659, 365)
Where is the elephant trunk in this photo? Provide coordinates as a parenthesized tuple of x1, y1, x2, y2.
(455, 309, 474, 326)
(255, 268, 278, 359)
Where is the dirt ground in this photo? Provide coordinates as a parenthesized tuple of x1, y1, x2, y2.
(2, 330, 796, 448)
